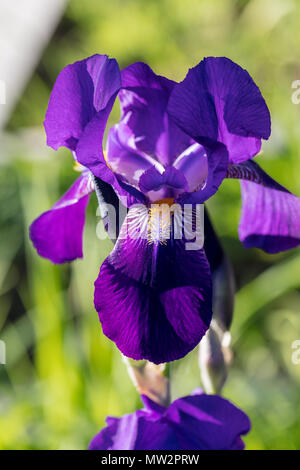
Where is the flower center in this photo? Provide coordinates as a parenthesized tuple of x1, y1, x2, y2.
(152, 197, 175, 206)
(147, 198, 179, 245)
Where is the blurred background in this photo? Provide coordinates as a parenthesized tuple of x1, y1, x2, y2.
(0, 0, 300, 450)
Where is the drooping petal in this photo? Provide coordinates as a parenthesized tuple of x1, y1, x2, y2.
(44, 54, 121, 151)
(167, 57, 271, 164)
(94, 205, 212, 364)
(30, 172, 93, 263)
(227, 160, 300, 253)
(89, 390, 250, 450)
(119, 62, 192, 165)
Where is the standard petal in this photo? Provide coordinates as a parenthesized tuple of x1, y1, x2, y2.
(167, 57, 271, 164)
(227, 160, 300, 253)
(76, 107, 119, 183)
(76, 116, 148, 206)
(94, 205, 212, 364)
(30, 172, 93, 263)
(106, 124, 164, 187)
(44, 54, 121, 151)
(119, 62, 192, 165)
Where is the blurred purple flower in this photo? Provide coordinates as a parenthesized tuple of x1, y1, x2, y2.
(30, 55, 300, 364)
(89, 389, 250, 450)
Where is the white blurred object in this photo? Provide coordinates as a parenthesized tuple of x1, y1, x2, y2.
(0, 127, 54, 164)
(0, 0, 67, 130)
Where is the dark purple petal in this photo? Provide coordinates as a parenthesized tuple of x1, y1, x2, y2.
(77, 117, 148, 206)
(227, 160, 300, 253)
(94, 206, 212, 364)
(30, 172, 93, 263)
(166, 392, 250, 450)
(179, 141, 228, 204)
(121, 62, 173, 90)
(89, 390, 250, 450)
(168, 57, 271, 164)
(89, 417, 120, 450)
(138, 165, 165, 193)
(139, 165, 188, 194)
(76, 106, 119, 183)
(44, 54, 121, 151)
(119, 62, 192, 165)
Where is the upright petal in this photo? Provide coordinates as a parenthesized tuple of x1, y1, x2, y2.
(94, 204, 212, 364)
(44, 54, 121, 151)
(106, 123, 164, 187)
(30, 172, 93, 263)
(227, 160, 300, 253)
(119, 62, 192, 165)
(75, 107, 119, 183)
(168, 57, 271, 164)
(77, 119, 148, 206)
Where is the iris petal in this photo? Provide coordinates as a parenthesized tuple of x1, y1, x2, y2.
(89, 390, 250, 450)
(94, 205, 212, 364)
(173, 143, 207, 193)
(167, 56, 271, 164)
(106, 124, 164, 186)
(119, 62, 192, 165)
(164, 391, 250, 450)
(44, 54, 121, 152)
(30, 172, 93, 263)
(139, 166, 188, 194)
(227, 160, 300, 253)
(179, 141, 228, 204)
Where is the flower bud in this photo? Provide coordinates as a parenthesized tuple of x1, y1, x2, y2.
(198, 322, 227, 394)
(123, 357, 170, 407)
(211, 253, 235, 332)
(204, 209, 235, 332)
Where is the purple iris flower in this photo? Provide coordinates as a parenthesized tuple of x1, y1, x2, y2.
(30, 54, 300, 364)
(89, 389, 251, 450)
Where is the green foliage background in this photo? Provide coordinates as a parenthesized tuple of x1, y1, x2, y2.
(1, 0, 300, 449)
